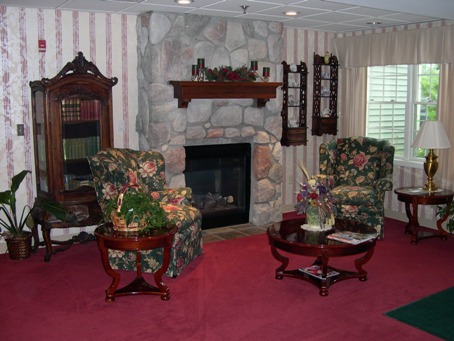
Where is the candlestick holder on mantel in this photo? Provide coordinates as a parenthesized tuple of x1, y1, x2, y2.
(249, 61, 269, 82)
(191, 58, 206, 81)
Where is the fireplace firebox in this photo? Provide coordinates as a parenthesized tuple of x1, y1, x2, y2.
(184, 143, 251, 229)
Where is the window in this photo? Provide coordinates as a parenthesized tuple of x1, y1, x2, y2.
(366, 64, 439, 165)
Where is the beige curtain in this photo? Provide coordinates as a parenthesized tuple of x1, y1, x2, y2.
(339, 67, 367, 137)
(437, 63, 454, 190)
(333, 24, 454, 67)
(332, 23, 454, 189)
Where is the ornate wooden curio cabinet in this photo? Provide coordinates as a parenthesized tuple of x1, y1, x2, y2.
(30, 52, 117, 260)
(280, 61, 308, 146)
(312, 53, 338, 136)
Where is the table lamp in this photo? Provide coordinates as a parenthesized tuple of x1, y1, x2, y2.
(412, 120, 451, 191)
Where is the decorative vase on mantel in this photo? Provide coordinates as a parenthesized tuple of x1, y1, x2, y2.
(301, 206, 334, 244)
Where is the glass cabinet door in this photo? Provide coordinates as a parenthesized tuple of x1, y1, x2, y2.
(34, 91, 48, 192)
(61, 98, 101, 190)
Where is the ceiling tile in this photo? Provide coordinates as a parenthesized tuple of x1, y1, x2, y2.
(0, 0, 450, 33)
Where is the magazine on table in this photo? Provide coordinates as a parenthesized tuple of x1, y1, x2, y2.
(327, 231, 376, 245)
(298, 265, 339, 280)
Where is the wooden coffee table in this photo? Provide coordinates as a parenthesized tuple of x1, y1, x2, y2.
(94, 223, 177, 302)
(267, 217, 377, 296)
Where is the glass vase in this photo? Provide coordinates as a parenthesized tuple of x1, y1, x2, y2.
(305, 206, 321, 227)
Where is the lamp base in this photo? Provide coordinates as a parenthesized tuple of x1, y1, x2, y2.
(422, 182, 438, 192)
(423, 149, 439, 192)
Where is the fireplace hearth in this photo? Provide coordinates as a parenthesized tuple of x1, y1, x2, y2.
(184, 143, 251, 229)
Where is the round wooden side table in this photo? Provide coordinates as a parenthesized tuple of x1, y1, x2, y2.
(94, 223, 177, 302)
(394, 187, 454, 244)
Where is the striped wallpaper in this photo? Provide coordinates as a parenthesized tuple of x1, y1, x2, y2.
(0, 6, 138, 240)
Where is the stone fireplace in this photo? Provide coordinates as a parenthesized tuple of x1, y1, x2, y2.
(136, 12, 284, 226)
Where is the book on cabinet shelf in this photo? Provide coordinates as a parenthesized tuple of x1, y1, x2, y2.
(62, 136, 100, 160)
(62, 99, 101, 122)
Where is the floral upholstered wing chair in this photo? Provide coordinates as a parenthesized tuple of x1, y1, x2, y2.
(319, 136, 394, 237)
(88, 148, 203, 277)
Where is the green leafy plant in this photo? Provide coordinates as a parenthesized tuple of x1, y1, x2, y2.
(0, 170, 34, 237)
(106, 189, 170, 229)
(0, 170, 70, 238)
(437, 204, 454, 233)
(205, 65, 256, 82)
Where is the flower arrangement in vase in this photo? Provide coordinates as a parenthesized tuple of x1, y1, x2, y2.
(295, 161, 336, 231)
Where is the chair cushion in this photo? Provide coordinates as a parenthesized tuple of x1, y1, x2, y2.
(335, 137, 381, 187)
(331, 185, 378, 206)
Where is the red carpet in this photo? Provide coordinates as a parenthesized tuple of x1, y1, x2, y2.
(1, 218, 453, 340)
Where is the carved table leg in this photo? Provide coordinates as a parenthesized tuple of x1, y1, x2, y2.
(407, 199, 422, 244)
(318, 250, 330, 297)
(154, 239, 172, 300)
(31, 222, 40, 253)
(354, 244, 375, 281)
(436, 199, 452, 240)
(270, 244, 289, 279)
(96, 238, 120, 303)
(403, 202, 413, 234)
(41, 223, 54, 262)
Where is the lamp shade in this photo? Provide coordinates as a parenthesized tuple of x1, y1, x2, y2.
(412, 120, 451, 149)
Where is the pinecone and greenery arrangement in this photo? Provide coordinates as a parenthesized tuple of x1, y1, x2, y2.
(204, 65, 256, 82)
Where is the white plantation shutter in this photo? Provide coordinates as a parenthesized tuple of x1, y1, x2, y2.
(367, 65, 408, 156)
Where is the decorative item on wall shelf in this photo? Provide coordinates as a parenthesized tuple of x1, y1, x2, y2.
(324, 51, 330, 64)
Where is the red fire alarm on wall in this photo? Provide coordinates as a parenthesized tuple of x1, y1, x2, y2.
(38, 39, 46, 52)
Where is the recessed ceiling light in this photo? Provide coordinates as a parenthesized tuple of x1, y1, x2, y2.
(175, 0, 194, 4)
(284, 11, 300, 16)
(367, 21, 382, 25)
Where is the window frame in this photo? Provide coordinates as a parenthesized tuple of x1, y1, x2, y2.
(366, 64, 439, 169)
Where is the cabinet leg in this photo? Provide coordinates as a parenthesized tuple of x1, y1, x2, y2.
(41, 226, 53, 262)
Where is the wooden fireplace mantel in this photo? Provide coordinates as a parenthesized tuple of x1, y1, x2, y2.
(169, 81, 281, 108)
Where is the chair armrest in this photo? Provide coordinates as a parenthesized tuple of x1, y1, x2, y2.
(375, 178, 393, 201)
(151, 187, 193, 205)
(319, 140, 337, 176)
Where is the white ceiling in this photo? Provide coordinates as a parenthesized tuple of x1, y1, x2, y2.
(1, 0, 453, 33)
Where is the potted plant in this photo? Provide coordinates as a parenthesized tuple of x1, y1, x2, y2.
(105, 185, 171, 232)
(437, 205, 454, 234)
(0, 170, 70, 259)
